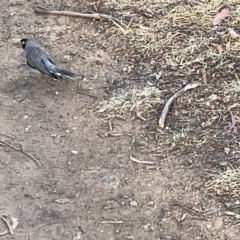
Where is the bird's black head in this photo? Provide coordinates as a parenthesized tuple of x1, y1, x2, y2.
(20, 38, 29, 49)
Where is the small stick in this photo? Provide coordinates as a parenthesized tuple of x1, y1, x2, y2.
(76, 91, 98, 99)
(158, 83, 199, 128)
(0, 216, 14, 235)
(0, 140, 41, 166)
(170, 201, 208, 220)
(0, 133, 15, 139)
(108, 119, 113, 131)
(100, 221, 123, 224)
(34, 7, 129, 25)
(130, 155, 155, 165)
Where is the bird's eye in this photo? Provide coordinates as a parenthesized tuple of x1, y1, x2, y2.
(22, 41, 25, 44)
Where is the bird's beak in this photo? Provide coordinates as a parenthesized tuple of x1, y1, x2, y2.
(12, 38, 21, 44)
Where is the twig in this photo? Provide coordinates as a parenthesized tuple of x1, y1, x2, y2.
(108, 119, 113, 131)
(34, 7, 129, 26)
(0, 216, 13, 235)
(76, 86, 98, 99)
(76, 91, 98, 99)
(130, 155, 155, 165)
(100, 221, 123, 224)
(0, 140, 41, 166)
(18, 92, 29, 103)
(0, 133, 15, 139)
(158, 83, 199, 128)
(170, 201, 208, 220)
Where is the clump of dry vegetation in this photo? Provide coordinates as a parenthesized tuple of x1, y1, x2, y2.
(205, 166, 240, 196)
(94, 0, 240, 202)
(100, 0, 240, 149)
(97, 86, 163, 116)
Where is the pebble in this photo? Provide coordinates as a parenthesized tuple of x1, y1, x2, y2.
(147, 201, 154, 206)
(129, 200, 138, 207)
(71, 150, 78, 155)
(15, 81, 26, 88)
(25, 125, 32, 132)
(102, 175, 115, 183)
(235, 200, 240, 205)
(50, 134, 58, 138)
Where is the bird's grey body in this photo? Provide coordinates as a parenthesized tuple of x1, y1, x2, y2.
(20, 38, 79, 80)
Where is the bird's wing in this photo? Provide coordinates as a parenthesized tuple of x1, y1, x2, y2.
(26, 47, 52, 75)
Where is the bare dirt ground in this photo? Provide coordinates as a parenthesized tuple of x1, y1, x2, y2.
(1, 0, 240, 239)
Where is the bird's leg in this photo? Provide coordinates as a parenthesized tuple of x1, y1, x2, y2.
(65, 78, 70, 84)
(37, 74, 43, 82)
(46, 77, 56, 86)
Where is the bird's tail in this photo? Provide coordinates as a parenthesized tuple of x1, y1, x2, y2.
(56, 67, 81, 80)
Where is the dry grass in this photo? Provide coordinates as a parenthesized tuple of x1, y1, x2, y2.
(205, 166, 240, 225)
(100, 0, 240, 136)
(104, 0, 240, 63)
(205, 166, 240, 196)
(223, 74, 240, 96)
(97, 86, 163, 116)
(99, 0, 240, 191)
(205, 167, 240, 226)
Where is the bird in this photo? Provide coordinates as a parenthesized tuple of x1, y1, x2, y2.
(20, 38, 80, 81)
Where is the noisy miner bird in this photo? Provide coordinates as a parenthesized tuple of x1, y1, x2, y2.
(20, 38, 80, 81)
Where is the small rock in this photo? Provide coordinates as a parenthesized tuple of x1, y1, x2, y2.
(219, 162, 227, 166)
(25, 125, 32, 132)
(73, 232, 82, 240)
(71, 150, 78, 155)
(147, 201, 154, 206)
(206, 224, 212, 230)
(235, 200, 240, 205)
(143, 223, 153, 232)
(224, 147, 230, 155)
(102, 175, 115, 183)
(50, 134, 58, 138)
(15, 81, 27, 88)
(129, 200, 138, 207)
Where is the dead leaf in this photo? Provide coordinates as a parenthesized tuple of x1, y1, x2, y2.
(97, 133, 108, 139)
(95, 60, 104, 66)
(224, 147, 230, 155)
(0, 230, 8, 236)
(112, 45, 126, 53)
(0, 215, 19, 236)
(211, 43, 223, 54)
(155, 71, 162, 80)
(208, 93, 218, 101)
(225, 211, 237, 216)
(228, 28, 240, 39)
(212, 8, 229, 26)
(10, 217, 19, 230)
(233, 115, 240, 123)
(136, 112, 147, 121)
(201, 119, 212, 128)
